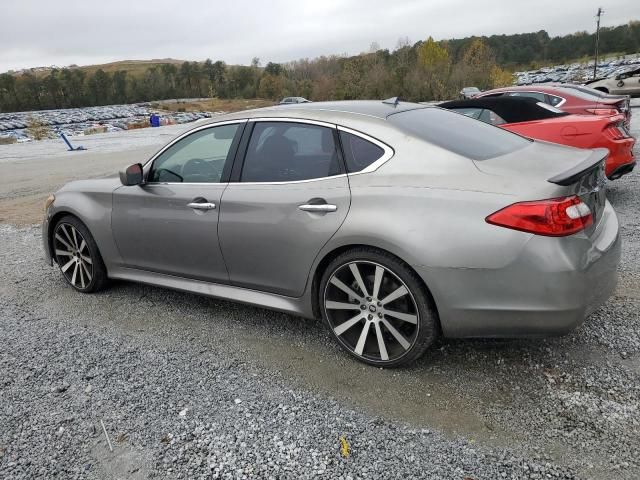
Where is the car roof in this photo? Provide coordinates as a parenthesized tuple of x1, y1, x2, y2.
(483, 84, 563, 94)
(267, 100, 425, 118)
(439, 97, 569, 124)
(204, 100, 428, 124)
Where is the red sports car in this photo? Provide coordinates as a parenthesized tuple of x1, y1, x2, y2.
(439, 96, 636, 180)
(475, 84, 631, 127)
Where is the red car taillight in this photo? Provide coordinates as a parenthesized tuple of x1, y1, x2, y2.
(586, 108, 618, 115)
(604, 120, 631, 140)
(486, 196, 593, 237)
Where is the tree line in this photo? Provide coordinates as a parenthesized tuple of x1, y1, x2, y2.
(1, 21, 638, 113)
(447, 21, 640, 67)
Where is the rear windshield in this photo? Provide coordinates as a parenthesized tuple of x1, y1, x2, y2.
(558, 85, 606, 98)
(555, 86, 602, 101)
(387, 107, 530, 160)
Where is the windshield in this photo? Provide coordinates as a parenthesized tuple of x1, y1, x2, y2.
(387, 107, 530, 160)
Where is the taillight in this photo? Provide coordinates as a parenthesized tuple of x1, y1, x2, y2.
(604, 120, 631, 140)
(586, 108, 618, 115)
(486, 196, 593, 236)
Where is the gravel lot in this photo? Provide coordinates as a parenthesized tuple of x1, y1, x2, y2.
(0, 112, 639, 479)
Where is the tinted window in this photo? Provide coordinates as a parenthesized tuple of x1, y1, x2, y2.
(149, 124, 240, 183)
(388, 108, 530, 160)
(450, 108, 506, 126)
(507, 91, 547, 102)
(241, 122, 342, 182)
(479, 109, 507, 125)
(339, 131, 385, 173)
(452, 107, 483, 120)
(548, 95, 564, 106)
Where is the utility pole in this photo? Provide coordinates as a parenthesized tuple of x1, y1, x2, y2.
(593, 7, 604, 79)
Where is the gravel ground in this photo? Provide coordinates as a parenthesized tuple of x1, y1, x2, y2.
(0, 113, 639, 479)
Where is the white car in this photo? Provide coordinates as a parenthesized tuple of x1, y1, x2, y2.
(586, 67, 640, 96)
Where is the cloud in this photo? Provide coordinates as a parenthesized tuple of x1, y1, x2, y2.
(1, 0, 638, 72)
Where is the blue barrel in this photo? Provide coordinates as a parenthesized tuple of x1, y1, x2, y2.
(150, 114, 160, 127)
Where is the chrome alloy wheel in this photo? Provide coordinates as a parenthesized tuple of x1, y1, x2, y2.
(323, 261, 420, 363)
(53, 222, 93, 289)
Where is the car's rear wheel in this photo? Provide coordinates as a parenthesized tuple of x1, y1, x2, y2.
(319, 248, 438, 367)
(53, 215, 108, 293)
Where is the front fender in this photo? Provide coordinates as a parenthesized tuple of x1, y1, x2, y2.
(44, 180, 122, 270)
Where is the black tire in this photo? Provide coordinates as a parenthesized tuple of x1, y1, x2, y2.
(52, 215, 108, 293)
(594, 87, 609, 94)
(319, 248, 438, 368)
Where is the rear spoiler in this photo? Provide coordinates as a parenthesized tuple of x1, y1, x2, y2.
(547, 148, 608, 186)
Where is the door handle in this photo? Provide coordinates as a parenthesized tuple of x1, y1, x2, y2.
(187, 202, 216, 210)
(299, 203, 337, 213)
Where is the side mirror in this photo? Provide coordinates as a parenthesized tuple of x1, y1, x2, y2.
(119, 163, 143, 186)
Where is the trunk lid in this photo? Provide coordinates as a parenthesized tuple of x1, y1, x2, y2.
(474, 141, 608, 229)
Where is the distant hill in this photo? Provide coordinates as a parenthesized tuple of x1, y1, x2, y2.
(79, 59, 187, 76)
(11, 58, 188, 78)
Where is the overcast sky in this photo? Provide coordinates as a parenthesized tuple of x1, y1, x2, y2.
(2, 0, 639, 73)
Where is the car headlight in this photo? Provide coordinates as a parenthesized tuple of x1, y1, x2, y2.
(44, 194, 55, 213)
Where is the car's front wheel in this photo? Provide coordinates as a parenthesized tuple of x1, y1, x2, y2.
(53, 215, 108, 293)
(319, 248, 438, 367)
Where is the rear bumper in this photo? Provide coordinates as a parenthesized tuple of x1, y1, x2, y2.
(607, 159, 636, 180)
(605, 137, 635, 179)
(418, 201, 620, 338)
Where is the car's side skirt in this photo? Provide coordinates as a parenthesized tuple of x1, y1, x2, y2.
(108, 267, 315, 319)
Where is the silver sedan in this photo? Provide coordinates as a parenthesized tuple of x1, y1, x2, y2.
(42, 100, 620, 367)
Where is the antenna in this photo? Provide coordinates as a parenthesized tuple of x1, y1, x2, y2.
(593, 7, 604, 80)
(382, 97, 401, 106)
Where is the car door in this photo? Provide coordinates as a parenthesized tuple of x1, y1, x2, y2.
(218, 119, 350, 297)
(616, 71, 640, 95)
(111, 121, 245, 282)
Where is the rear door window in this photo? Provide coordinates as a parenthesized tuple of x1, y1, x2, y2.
(339, 131, 385, 173)
(241, 122, 342, 182)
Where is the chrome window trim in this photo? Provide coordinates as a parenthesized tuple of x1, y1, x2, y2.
(141, 117, 395, 187)
(228, 173, 348, 186)
(235, 118, 395, 184)
(337, 125, 395, 175)
(142, 119, 248, 177)
(142, 181, 228, 186)
(249, 117, 337, 129)
(234, 117, 345, 185)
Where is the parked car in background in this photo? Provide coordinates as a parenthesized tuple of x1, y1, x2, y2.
(279, 97, 312, 104)
(585, 67, 640, 96)
(43, 100, 620, 367)
(459, 87, 480, 99)
(439, 97, 636, 180)
(476, 84, 631, 127)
